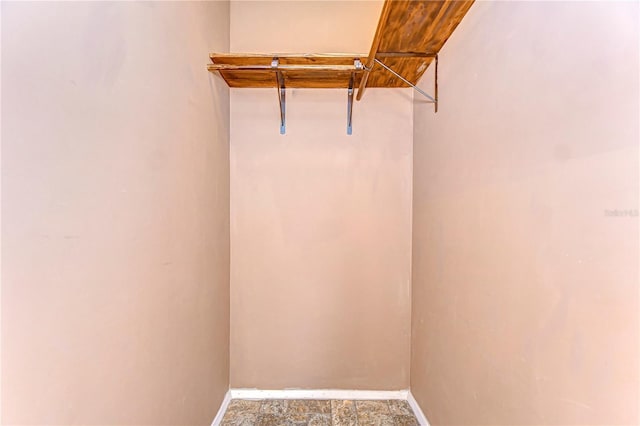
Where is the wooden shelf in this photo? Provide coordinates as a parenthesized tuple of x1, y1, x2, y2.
(358, 0, 474, 99)
(208, 54, 365, 88)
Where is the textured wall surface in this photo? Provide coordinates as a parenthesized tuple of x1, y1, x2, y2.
(2, 2, 230, 424)
(411, 1, 639, 424)
(229, 1, 413, 390)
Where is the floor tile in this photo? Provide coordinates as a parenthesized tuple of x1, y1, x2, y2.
(331, 400, 357, 426)
(225, 399, 263, 416)
(255, 413, 288, 426)
(286, 412, 332, 426)
(355, 401, 393, 426)
(288, 399, 332, 414)
(355, 400, 390, 415)
(387, 400, 414, 417)
(393, 414, 419, 426)
(307, 413, 332, 426)
(220, 413, 258, 426)
(286, 411, 309, 425)
(261, 399, 288, 415)
(355, 412, 395, 426)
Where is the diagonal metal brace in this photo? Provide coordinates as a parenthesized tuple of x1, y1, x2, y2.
(272, 58, 286, 134)
(347, 72, 354, 135)
(374, 57, 439, 111)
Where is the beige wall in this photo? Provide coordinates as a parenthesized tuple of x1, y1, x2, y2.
(1, 2, 230, 424)
(411, 1, 639, 425)
(229, 1, 413, 389)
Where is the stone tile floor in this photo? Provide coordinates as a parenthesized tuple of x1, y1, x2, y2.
(220, 399, 419, 425)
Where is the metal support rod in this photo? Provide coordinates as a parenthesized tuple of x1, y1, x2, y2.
(278, 75, 285, 134)
(273, 59, 286, 134)
(434, 54, 439, 113)
(375, 52, 437, 58)
(207, 64, 363, 72)
(347, 73, 354, 135)
(373, 58, 436, 103)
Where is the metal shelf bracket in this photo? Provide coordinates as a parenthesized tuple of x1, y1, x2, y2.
(347, 72, 355, 135)
(374, 55, 439, 112)
(272, 58, 286, 134)
(267, 58, 364, 134)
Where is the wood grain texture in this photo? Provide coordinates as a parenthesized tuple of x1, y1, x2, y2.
(209, 54, 365, 88)
(208, 1, 474, 91)
(361, 0, 475, 97)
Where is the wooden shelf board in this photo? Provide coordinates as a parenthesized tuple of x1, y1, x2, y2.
(358, 0, 474, 98)
(209, 54, 366, 88)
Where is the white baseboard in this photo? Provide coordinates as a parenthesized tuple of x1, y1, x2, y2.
(229, 388, 409, 401)
(407, 391, 430, 426)
(211, 390, 232, 426)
